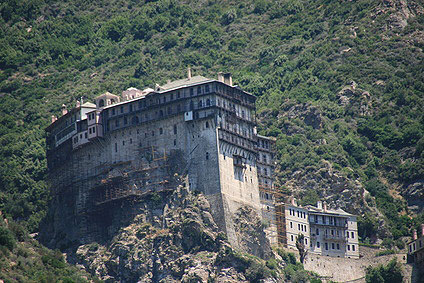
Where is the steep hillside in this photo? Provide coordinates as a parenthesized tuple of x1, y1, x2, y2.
(0, 215, 95, 282)
(0, 0, 423, 246)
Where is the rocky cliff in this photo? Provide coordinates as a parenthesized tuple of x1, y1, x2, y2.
(68, 187, 279, 282)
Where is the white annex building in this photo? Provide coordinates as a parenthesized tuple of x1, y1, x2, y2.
(280, 199, 359, 258)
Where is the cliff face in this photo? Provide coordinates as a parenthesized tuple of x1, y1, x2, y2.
(66, 187, 277, 282)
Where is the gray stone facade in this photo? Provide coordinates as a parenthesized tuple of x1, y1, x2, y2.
(43, 72, 276, 253)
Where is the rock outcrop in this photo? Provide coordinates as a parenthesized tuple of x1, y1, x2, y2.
(70, 187, 280, 282)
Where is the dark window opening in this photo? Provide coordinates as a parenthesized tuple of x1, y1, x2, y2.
(205, 84, 210, 93)
(206, 152, 209, 160)
(206, 121, 209, 128)
(120, 106, 124, 113)
(115, 143, 117, 152)
(190, 88, 194, 96)
(159, 128, 163, 135)
(174, 125, 177, 134)
(124, 117, 128, 125)
(206, 98, 210, 106)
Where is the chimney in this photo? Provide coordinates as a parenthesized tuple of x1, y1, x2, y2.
(317, 201, 323, 210)
(223, 73, 232, 86)
(187, 67, 192, 80)
(323, 202, 327, 212)
(413, 230, 418, 240)
(421, 224, 424, 237)
(218, 72, 224, 83)
(61, 104, 68, 116)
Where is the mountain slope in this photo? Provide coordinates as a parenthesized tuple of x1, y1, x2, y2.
(0, 0, 423, 245)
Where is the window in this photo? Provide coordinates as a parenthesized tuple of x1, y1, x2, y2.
(206, 98, 210, 106)
(206, 152, 209, 160)
(120, 106, 124, 113)
(291, 235, 294, 241)
(316, 228, 319, 235)
(331, 230, 334, 236)
(206, 121, 209, 128)
(112, 108, 116, 115)
(174, 124, 177, 134)
(197, 86, 201, 94)
(317, 242, 320, 248)
(129, 104, 133, 112)
(93, 127, 96, 133)
(190, 101, 194, 110)
(171, 93, 174, 100)
(124, 117, 128, 125)
(89, 128, 92, 134)
(190, 88, 194, 96)
(347, 232, 349, 238)
(325, 243, 328, 250)
(152, 130, 155, 136)
(174, 139, 176, 146)
(177, 91, 180, 99)
(347, 245, 350, 251)
(122, 140, 125, 146)
(305, 239, 307, 245)
(159, 128, 163, 135)
(337, 243, 340, 250)
(205, 84, 210, 93)
(115, 143, 117, 152)
(130, 138, 132, 144)
(298, 224, 300, 230)
(332, 243, 335, 249)
(159, 110, 163, 117)
(99, 99, 105, 107)
(352, 245, 355, 251)
(351, 232, 354, 238)
(198, 100, 203, 108)
(290, 222, 293, 228)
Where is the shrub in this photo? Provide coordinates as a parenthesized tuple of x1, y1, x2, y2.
(0, 227, 16, 251)
(366, 259, 402, 283)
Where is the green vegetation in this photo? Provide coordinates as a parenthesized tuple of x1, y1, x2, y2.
(0, 219, 94, 282)
(0, 0, 422, 246)
(365, 259, 403, 283)
(277, 249, 321, 283)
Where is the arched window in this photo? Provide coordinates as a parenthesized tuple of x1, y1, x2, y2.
(98, 99, 105, 107)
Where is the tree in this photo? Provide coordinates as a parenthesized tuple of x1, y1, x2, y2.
(296, 233, 308, 264)
(365, 259, 403, 283)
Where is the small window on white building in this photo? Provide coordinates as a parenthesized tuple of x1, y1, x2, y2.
(352, 245, 355, 251)
(291, 235, 294, 242)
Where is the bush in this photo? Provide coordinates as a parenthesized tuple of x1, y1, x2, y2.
(366, 259, 403, 283)
(0, 227, 16, 251)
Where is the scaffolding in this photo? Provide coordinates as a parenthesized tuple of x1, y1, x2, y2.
(90, 146, 179, 207)
(259, 185, 289, 247)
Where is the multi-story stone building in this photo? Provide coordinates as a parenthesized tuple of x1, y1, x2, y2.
(257, 135, 278, 245)
(43, 70, 277, 251)
(407, 224, 424, 270)
(279, 199, 359, 258)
